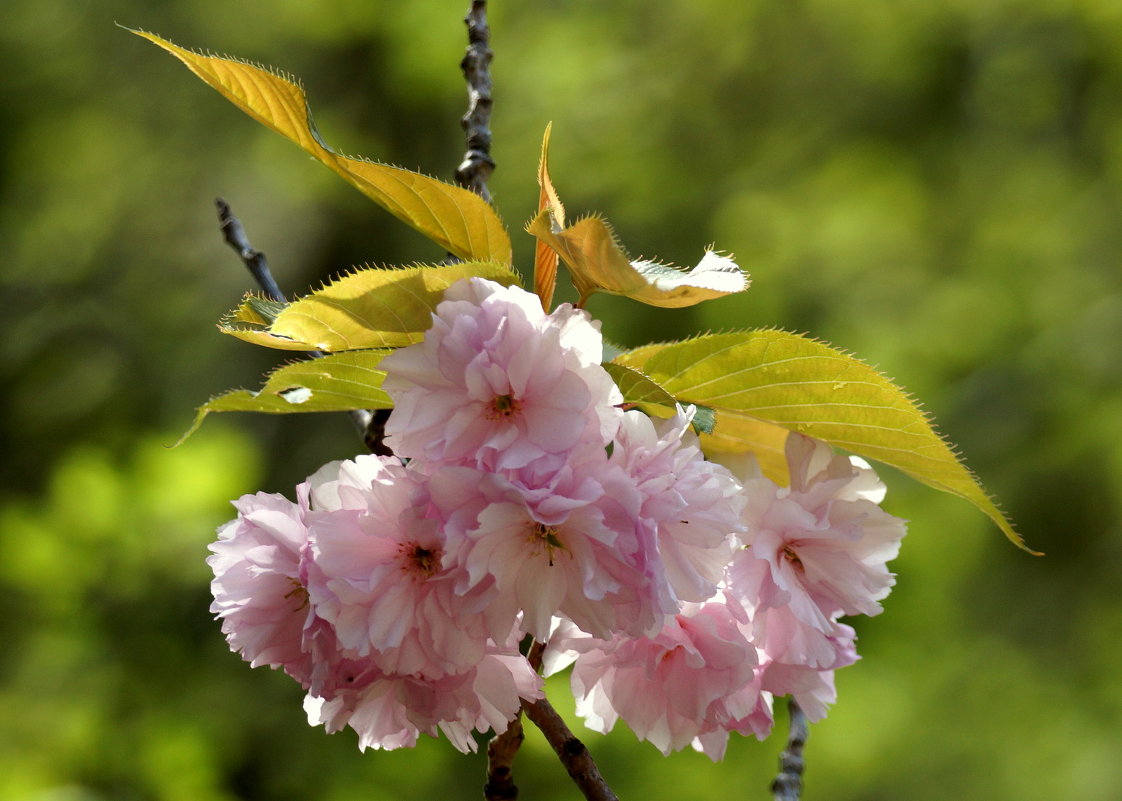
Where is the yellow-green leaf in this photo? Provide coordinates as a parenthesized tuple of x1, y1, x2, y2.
(178, 350, 393, 443)
(526, 211, 747, 308)
(614, 330, 1030, 551)
(221, 262, 522, 351)
(131, 29, 512, 265)
(699, 410, 793, 483)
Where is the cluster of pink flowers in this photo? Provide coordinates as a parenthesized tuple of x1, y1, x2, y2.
(209, 278, 906, 758)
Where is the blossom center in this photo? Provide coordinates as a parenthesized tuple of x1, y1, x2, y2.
(781, 545, 805, 572)
(284, 577, 310, 611)
(486, 393, 522, 421)
(530, 522, 566, 566)
(399, 542, 442, 580)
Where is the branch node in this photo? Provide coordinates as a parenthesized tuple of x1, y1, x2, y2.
(522, 697, 619, 801)
(215, 198, 286, 302)
(455, 1, 495, 203)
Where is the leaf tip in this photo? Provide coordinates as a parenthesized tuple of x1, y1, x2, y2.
(172, 407, 209, 448)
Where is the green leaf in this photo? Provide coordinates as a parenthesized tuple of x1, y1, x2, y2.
(603, 362, 716, 435)
(689, 405, 717, 436)
(614, 330, 1030, 551)
(178, 350, 393, 444)
(526, 210, 747, 308)
(130, 29, 512, 265)
(220, 262, 522, 351)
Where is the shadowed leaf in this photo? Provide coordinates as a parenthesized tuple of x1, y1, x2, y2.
(604, 363, 716, 435)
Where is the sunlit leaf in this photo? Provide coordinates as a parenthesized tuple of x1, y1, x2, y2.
(131, 29, 512, 265)
(700, 410, 792, 483)
(221, 262, 521, 351)
(614, 330, 1030, 551)
(178, 350, 393, 443)
(526, 211, 747, 308)
(534, 123, 563, 311)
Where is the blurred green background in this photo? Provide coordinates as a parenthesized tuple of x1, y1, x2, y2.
(2, 0, 1120, 799)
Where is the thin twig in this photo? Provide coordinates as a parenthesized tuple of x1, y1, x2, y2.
(771, 698, 809, 801)
(216, 198, 286, 302)
(214, 198, 389, 450)
(455, 1, 495, 202)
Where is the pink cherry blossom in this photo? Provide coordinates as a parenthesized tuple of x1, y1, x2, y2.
(729, 434, 907, 640)
(692, 678, 775, 761)
(380, 277, 622, 470)
(611, 407, 744, 604)
(305, 453, 402, 512)
(427, 444, 664, 642)
(208, 487, 347, 690)
(759, 621, 858, 722)
(305, 456, 494, 679)
(566, 598, 765, 758)
(208, 489, 314, 677)
(304, 650, 542, 753)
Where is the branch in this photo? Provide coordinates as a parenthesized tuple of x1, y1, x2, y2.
(456, 7, 522, 795)
(521, 697, 619, 801)
(455, 1, 495, 202)
(351, 408, 395, 457)
(453, 15, 616, 801)
(216, 198, 286, 302)
(484, 715, 524, 801)
(770, 698, 809, 801)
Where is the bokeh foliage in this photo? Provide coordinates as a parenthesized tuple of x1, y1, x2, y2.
(2, 1, 1120, 799)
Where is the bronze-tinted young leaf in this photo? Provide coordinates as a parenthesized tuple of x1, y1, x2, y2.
(526, 211, 747, 308)
(130, 29, 512, 265)
(533, 123, 564, 311)
(614, 330, 1030, 551)
(178, 350, 393, 443)
(220, 262, 521, 352)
